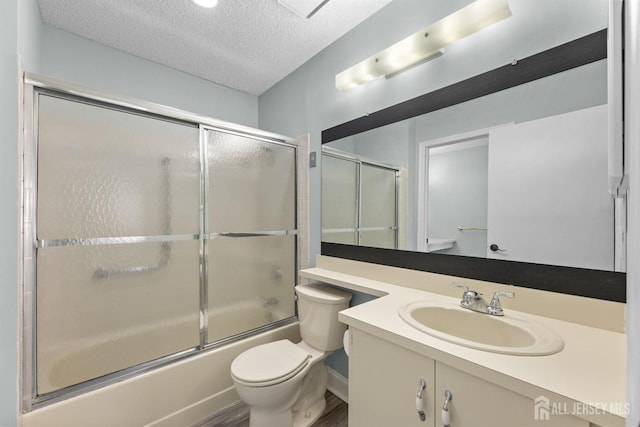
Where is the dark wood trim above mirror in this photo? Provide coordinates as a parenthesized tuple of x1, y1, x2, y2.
(321, 29, 627, 303)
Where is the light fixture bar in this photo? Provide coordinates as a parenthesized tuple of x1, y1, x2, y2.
(335, 0, 512, 91)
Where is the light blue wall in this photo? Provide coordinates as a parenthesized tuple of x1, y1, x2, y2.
(259, 0, 608, 378)
(17, 0, 42, 71)
(39, 24, 259, 127)
(0, 33, 19, 427)
(2, 0, 42, 423)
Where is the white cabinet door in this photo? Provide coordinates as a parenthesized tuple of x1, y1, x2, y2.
(487, 105, 613, 270)
(434, 362, 588, 427)
(349, 329, 436, 427)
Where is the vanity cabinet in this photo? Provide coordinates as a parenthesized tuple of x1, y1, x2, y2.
(348, 328, 589, 427)
(349, 328, 436, 427)
(434, 362, 587, 427)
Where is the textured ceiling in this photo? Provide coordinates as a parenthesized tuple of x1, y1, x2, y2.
(37, 0, 393, 95)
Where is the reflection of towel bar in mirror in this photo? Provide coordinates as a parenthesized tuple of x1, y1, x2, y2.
(457, 226, 488, 231)
(322, 227, 397, 233)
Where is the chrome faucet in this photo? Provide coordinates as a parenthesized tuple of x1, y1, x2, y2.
(451, 282, 515, 316)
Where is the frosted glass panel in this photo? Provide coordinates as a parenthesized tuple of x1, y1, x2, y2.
(37, 95, 200, 239)
(322, 232, 357, 245)
(207, 236, 296, 343)
(361, 165, 396, 228)
(36, 241, 200, 394)
(360, 230, 396, 249)
(322, 155, 357, 229)
(207, 132, 296, 232)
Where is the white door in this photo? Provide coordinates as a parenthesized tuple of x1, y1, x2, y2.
(487, 105, 613, 270)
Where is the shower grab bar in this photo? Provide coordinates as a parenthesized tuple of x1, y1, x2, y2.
(93, 241, 172, 279)
(457, 226, 488, 231)
(93, 157, 173, 280)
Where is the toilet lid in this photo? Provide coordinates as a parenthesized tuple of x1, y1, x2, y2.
(231, 340, 310, 386)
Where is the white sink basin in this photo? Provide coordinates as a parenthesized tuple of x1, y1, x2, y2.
(398, 301, 564, 356)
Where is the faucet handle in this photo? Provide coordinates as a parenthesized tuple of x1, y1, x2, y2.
(488, 291, 515, 316)
(451, 282, 478, 306)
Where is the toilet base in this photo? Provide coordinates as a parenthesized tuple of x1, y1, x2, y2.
(291, 361, 329, 427)
(292, 397, 326, 427)
(245, 361, 329, 427)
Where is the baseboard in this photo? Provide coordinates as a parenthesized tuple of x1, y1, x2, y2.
(327, 367, 349, 404)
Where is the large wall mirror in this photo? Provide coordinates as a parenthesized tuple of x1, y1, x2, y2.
(321, 0, 626, 302)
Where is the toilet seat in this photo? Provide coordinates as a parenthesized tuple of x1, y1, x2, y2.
(231, 340, 310, 387)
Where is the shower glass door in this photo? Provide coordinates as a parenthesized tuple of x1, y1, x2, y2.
(321, 155, 358, 244)
(205, 130, 297, 343)
(28, 84, 299, 405)
(35, 94, 201, 394)
(321, 150, 399, 249)
(360, 164, 397, 249)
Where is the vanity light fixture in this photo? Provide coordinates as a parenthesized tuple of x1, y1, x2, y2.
(335, 0, 512, 92)
(191, 0, 218, 8)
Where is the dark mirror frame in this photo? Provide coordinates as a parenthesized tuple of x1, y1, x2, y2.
(321, 30, 626, 303)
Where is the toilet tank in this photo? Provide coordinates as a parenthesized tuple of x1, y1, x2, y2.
(295, 284, 352, 351)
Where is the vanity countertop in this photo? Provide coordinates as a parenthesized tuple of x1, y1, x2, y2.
(300, 267, 627, 427)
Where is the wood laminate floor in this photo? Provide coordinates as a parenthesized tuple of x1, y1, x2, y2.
(190, 391, 347, 427)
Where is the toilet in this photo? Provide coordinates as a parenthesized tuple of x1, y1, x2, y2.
(230, 283, 352, 427)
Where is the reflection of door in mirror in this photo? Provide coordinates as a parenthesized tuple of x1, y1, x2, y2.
(420, 137, 489, 256)
(418, 105, 614, 271)
(488, 105, 613, 270)
(321, 148, 401, 249)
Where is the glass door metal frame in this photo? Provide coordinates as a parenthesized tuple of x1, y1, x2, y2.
(21, 73, 300, 412)
(321, 146, 400, 249)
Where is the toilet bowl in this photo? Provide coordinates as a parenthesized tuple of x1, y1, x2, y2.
(230, 284, 352, 427)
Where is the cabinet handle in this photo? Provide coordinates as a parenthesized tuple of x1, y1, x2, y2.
(416, 379, 427, 422)
(442, 389, 453, 427)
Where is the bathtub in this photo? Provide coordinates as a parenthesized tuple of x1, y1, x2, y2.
(26, 298, 298, 427)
